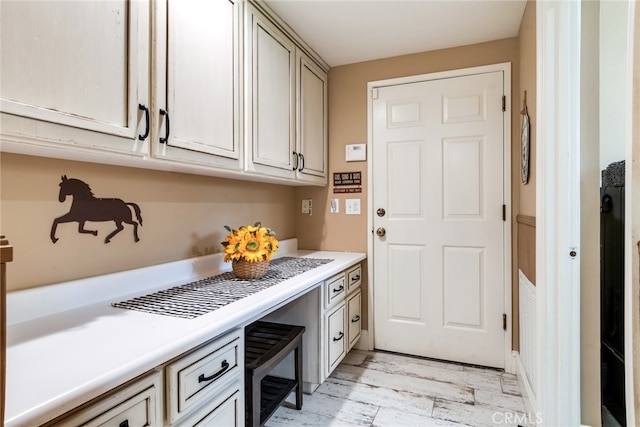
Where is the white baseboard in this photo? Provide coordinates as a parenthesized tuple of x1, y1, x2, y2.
(514, 350, 537, 418)
(354, 330, 372, 351)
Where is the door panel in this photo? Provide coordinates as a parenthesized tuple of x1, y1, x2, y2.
(443, 137, 484, 218)
(388, 244, 426, 323)
(443, 246, 484, 328)
(373, 71, 506, 368)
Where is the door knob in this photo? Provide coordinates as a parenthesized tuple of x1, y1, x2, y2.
(377, 208, 386, 217)
(376, 227, 386, 237)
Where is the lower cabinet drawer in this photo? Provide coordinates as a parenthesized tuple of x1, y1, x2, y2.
(346, 264, 362, 293)
(176, 382, 242, 427)
(347, 290, 362, 350)
(326, 303, 346, 375)
(166, 329, 242, 425)
(324, 273, 346, 308)
(48, 371, 162, 427)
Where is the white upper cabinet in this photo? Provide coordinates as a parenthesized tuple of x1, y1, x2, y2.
(245, 3, 328, 185)
(0, 0, 150, 156)
(245, 5, 297, 179)
(0, 0, 327, 185)
(153, 0, 243, 170)
(297, 53, 328, 184)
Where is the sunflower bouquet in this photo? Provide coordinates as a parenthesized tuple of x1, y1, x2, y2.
(221, 222, 278, 264)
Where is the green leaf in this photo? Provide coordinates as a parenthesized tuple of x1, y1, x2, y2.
(224, 225, 232, 232)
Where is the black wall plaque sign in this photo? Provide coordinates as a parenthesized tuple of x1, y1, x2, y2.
(50, 175, 143, 244)
(333, 172, 362, 186)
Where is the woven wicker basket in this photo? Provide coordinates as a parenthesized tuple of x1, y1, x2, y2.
(232, 259, 269, 280)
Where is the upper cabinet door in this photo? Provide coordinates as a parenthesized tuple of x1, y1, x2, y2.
(297, 54, 328, 184)
(0, 0, 150, 155)
(153, 0, 242, 169)
(245, 4, 297, 179)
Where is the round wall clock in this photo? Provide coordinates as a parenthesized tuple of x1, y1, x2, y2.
(521, 105, 530, 184)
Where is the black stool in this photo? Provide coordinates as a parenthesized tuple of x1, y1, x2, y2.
(245, 321, 305, 427)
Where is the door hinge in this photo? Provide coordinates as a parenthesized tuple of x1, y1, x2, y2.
(372, 88, 379, 100)
(503, 313, 507, 331)
(502, 95, 506, 112)
(502, 204, 506, 221)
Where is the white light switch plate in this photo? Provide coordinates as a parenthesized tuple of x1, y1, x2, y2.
(345, 199, 361, 215)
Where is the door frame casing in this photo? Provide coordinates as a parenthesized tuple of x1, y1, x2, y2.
(366, 62, 514, 373)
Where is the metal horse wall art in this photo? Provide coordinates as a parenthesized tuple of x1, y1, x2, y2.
(50, 176, 143, 244)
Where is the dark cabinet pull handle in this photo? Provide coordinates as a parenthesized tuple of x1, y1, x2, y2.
(138, 104, 150, 141)
(351, 274, 360, 282)
(333, 332, 344, 342)
(119, 421, 129, 427)
(332, 285, 344, 293)
(159, 109, 170, 144)
(298, 153, 305, 171)
(198, 360, 230, 383)
(292, 151, 298, 171)
(352, 315, 361, 323)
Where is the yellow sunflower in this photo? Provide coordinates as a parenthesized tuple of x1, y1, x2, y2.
(221, 222, 278, 263)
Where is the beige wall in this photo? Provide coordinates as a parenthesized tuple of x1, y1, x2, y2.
(296, 37, 520, 334)
(519, 1, 537, 218)
(0, 153, 296, 291)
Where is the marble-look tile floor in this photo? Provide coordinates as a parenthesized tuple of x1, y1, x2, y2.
(267, 350, 527, 427)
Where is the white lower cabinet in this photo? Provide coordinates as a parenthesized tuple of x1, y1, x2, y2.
(48, 329, 243, 427)
(326, 303, 346, 376)
(322, 264, 361, 377)
(347, 290, 362, 351)
(46, 371, 163, 427)
(42, 262, 362, 426)
(261, 262, 363, 393)
(165, 329, 243, 425)
(176, 384, 242, 427)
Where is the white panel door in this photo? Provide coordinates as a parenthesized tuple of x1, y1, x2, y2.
(372, 71, 506, 368)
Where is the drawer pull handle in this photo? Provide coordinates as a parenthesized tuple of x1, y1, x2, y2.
(119, 421, 129, 427)
(292, 151, 298, 171)
(333, 332, 344, 342)
(351, 315, 361, 323)
(351, 274, 360, 282)
(333, 285, 344, 293)
(198, 359, 230, 383)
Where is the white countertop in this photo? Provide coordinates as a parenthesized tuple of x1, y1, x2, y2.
(5, 240, 365, 426)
